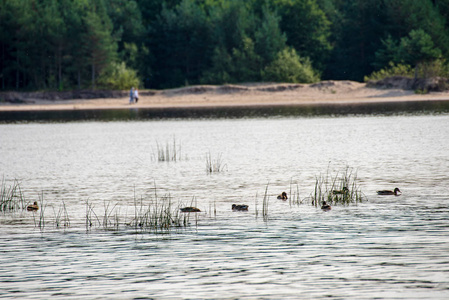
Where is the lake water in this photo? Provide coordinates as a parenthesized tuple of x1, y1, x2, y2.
(1, 106, 449, 299)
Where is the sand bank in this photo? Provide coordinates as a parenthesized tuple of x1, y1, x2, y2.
(1, 81, 449, 112)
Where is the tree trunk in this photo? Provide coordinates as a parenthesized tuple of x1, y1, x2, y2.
(92, 63, 95, 89)
(1, 43, 4, 90)
(58, 45, 62, 90)
(77, 69, 81, 90)
(16, 55, 19, 90)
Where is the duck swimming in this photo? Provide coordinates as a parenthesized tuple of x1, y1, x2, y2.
(277, 192, 288, 200)
(27, 201, 39, 211)
(180, 207, 201, 212)
(377, 187, 401, 196)
(332, 187, 349, 195)
(232, 204, 248, 211)
(321, 201, 331, 211)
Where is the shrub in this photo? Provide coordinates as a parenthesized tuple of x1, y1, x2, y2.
(364, 62, 414, 82)
(98, 62, 140, 90)
(262, 48, 319, 83)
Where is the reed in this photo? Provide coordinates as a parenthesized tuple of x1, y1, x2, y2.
(53, 201, 70, 228)
(262, 183, 269, 221)
(0, 179, 26, 212)
(255, 193, 258, 218)
(129, 193, 191, 233)
(289, 181, 304, 206)
(85, 199, 101, 231)
(310, 166, 366, 207)
(156, 137, 182, 162)
(103, 201, 119, 230)
(31, 192, 46, 231)
(206, 152, 227, 173)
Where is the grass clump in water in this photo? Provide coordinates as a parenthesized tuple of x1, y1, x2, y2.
(130, 194, 190, 233)
(310, 166, 366, 207)
(0, 179, 26, 212)
(53, 201, 70, 229)
(206, 152, 227, 173)
(156, 137, 182, 162)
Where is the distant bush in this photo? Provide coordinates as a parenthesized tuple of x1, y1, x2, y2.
(98, 62, 140, 90)
(262, 48, 320, 83)
(364, 62, 414, 82)
(366, 59, 449, 82)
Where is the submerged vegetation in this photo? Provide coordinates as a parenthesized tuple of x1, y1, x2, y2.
(206, 152, 227, 174)
(155, 138, 182, 162)
(1, 166, 368, 233)
(0, 179, 26, 212)
(310, 167, 366, 207)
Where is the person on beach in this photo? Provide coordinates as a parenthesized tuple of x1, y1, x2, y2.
(129, 87, 134, 104)
(134, 88, 139, 103)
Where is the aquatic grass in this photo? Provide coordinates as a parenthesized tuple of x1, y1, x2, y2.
(85, 199, 101, 231)
(289, 181, 304, 206)
(0, 179, 26, 212)
(103, 201, 119, 230)
(262, 183, 269, 221)
(53, 201, 70, 228)
(254, 183, 270, 220)
(206, 152, 227, 173)
(129, 192, 192, 233)
(31, 192, 46, 231)
(156, 137, 182, 162)
(310, 166, 366, 207)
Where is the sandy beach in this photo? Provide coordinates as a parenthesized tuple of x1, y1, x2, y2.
(1, 81, 449, 112)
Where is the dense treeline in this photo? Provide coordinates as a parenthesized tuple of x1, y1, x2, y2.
(1, 0, 449, 91)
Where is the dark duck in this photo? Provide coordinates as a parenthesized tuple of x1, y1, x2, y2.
(180, 207, 201, 212)
(232, 204, 248, 211)
(377, 187, 401, 196)
(321, 201, 331, 211)
(277, 192, 288, 200)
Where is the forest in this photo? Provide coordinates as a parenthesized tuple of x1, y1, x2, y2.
(1, 0, 449, 91)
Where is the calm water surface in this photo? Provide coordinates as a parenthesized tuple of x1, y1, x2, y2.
(1, 113, 449, 299)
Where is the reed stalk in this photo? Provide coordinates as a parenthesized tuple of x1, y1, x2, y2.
(53, 201, 70, 228)
(310, 166, 366, 206)
(255, 192, 258, 218)
(262, 183, 269, 221)
(156, 137, 181, 162)
(130, 192, 190, 233)
(85, 199, 101, 231)
(103, 201, 119, 229)
(0, 179, 26, 212)
(34, 192, 46, 231)
(206, 152, 227, 173)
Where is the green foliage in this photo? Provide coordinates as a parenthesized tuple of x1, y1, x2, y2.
(373, 29, 444, 79)
(263, 48, 320, 83)
(200, 46, 233, 84)
(149, 0, 213, 88)
(97, 62, 140, 90)
(275, 0, 332, 71)
(364, 62, 414, 82)
(399, 29, 442, 66)
(231, 37, 263, 82)
(2, 0, 449, 91)
(254, 3, 286, 64)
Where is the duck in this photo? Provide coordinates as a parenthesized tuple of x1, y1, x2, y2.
(277, 192, 288, 200)
(332, 186, 349, 195)
(232, 204, 248, 211)
(180, 207, 201, 212)
(321, 201, 331, 211)
(26, 201, 39, 211)
(377, 187, 401, 196)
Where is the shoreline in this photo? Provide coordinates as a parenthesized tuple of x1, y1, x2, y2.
(1, 81, 449, 112)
